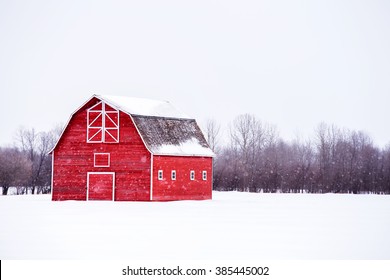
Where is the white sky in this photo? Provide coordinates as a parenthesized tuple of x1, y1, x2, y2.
(1, 0, 389, 147)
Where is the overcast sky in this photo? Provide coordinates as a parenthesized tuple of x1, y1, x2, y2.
(1, 0, 389, 147)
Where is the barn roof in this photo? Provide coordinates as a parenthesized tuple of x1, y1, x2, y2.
(99, 95, 190, 119)
(132, 115, 213, 157)
(50, 95, 214, 157)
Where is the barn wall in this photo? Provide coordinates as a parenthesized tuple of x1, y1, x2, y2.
(152, 156, 213, 201)
(52, 98, 151, 201)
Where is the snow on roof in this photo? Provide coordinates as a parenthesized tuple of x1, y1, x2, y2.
(97, 94, 190, 119)
(132, 116, 215, 157)
(153, 138, 215, 157)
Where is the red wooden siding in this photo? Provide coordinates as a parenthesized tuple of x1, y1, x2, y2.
(152, 156, 213, 201)
(52, 97, 151, 201)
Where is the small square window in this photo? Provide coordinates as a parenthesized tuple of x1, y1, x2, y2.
(202, 171, 207, 181)
(94, 153, 110, 167)
(190, 170, 195, 181)
(171, 170, 176, 180)
(158, 170, 163, 180)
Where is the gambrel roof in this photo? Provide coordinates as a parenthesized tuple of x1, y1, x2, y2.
(51, 94, 214, 157)
(132, 115, 213, 156)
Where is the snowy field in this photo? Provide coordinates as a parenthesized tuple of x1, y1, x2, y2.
(0, 191, 389, 260)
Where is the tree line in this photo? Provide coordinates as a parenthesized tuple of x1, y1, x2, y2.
(207, 114, 390, 194)
(0, 127, 60, 195)
(1, 115, 390, 195)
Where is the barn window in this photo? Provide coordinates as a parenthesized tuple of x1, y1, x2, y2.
(190, 170, 195, 181)
(94, 153, 110, 167)
(171, 170, 176, 180)
(158, 170, 163, 180)
(202, 171, 207, 181)
(87, 101, 119, 143)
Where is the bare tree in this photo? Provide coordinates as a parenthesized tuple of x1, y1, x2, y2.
(0, 148, 31, 195)
(205, 119, 221, 153)
(229, 114, 279, 192)
(287, 138, 314, 193)
(382, 145, 390, 194)
(230, 114, 258, 192)
(15, 126, 59, 194)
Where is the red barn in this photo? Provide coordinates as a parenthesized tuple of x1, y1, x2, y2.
(50, 95, 214, 201)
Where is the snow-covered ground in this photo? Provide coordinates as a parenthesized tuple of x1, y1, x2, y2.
(1, 191, 389, 260)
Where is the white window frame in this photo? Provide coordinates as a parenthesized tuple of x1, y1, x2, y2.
(158, 170, 163, 180)
(190, 170, 195, 181)
(87, 101, 120, 143)
(202, 170, 207, 181)
(94, 153, 110, 167)
(171, 170, 176, 180)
